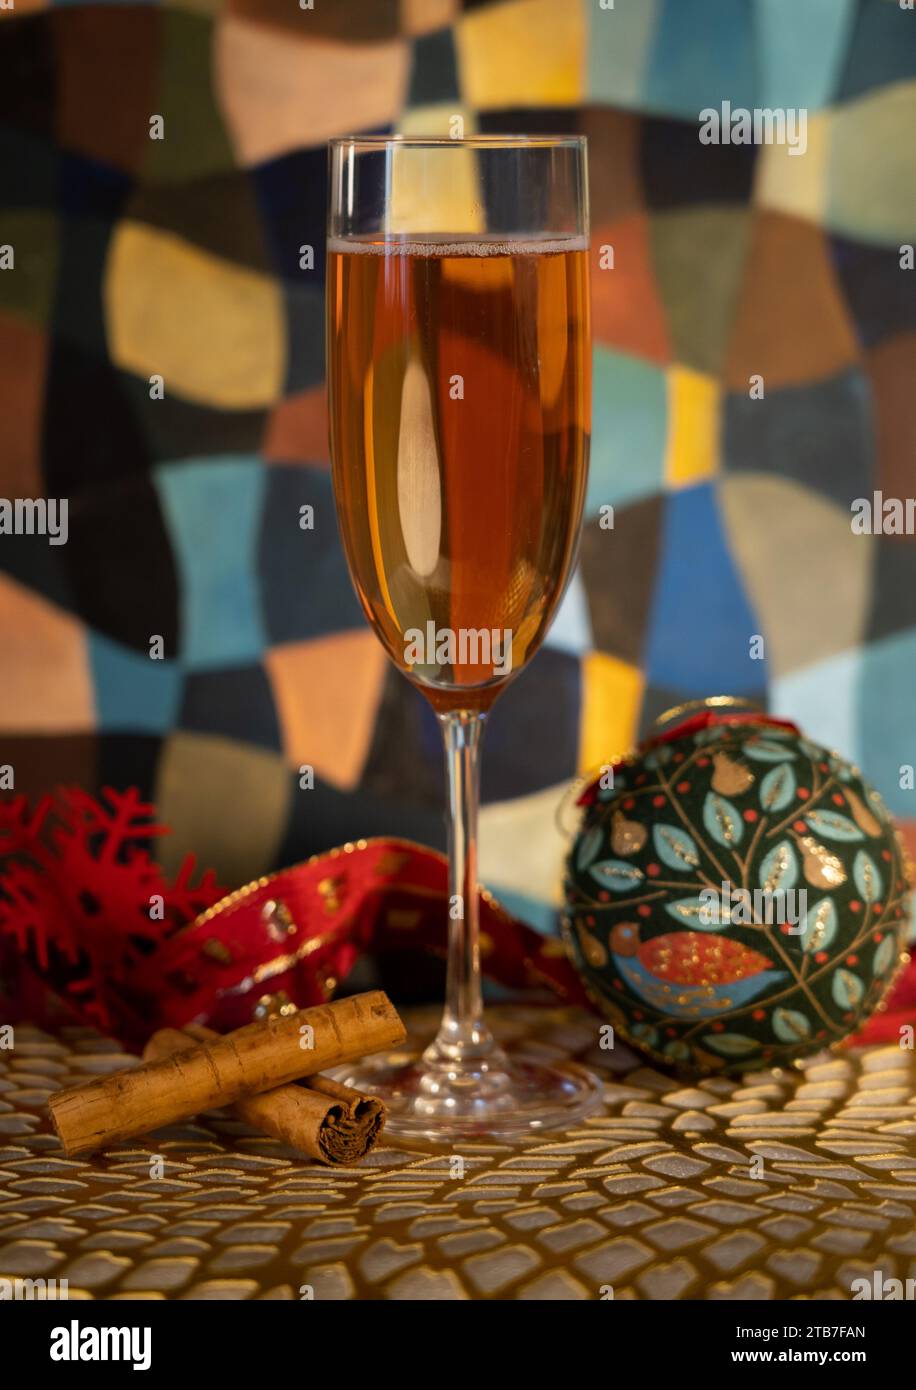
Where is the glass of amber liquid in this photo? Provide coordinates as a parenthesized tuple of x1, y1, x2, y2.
(326, 135, 600, 1141)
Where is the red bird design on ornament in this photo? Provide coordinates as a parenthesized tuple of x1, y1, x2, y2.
(609, 921, 786, 1018)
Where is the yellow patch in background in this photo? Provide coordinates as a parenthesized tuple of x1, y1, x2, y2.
(456, 0, 586, 108)
(665, 365, 721, 489)
(105, 221, 286, 409)
(578, 650, 643, 777)
(395, 104, 483, 239)
(386, 133, 485, 237)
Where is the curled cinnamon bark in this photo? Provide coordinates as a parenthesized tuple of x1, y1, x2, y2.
(144, 1025, 386, 1165)
(49, 991, 402, 1158)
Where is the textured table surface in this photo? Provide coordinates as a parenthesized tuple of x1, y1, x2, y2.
(1, 1009, 915, 1301)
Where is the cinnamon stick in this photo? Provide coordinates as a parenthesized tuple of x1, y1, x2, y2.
(143, 1025, 386, 1165)
(49, 991, 404, 1157)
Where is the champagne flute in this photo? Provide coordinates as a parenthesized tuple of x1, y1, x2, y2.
(326, 135, 600, 1141)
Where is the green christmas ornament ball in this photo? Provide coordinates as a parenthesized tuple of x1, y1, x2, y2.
(562, 702, 911, 1073)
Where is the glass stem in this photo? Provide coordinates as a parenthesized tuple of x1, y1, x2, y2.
(429, 709, 497, 1065)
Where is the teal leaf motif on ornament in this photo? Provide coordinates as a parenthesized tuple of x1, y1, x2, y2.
(695, 727, 729, 745)
(703, 793, 743, 847)
(743, 740, 797, 763)
(653, 824, 700, 871)
(576, 825, 604, 871)
(665, 895, 726, 928)
(798, 897, 838, 954)
(759, 840, 798, 892)
(760, 763, 796, 812)
(853, 850, 882, 903)
(704, 1032, 759, 1057)
(873, 935, 897, 978)
(589, 860, 644, 892)
(804, 810, 864, 842)
(772, 1007, 811, 1042)
(833, 968, 864, 1010)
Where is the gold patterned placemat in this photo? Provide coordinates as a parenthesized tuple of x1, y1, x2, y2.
(1, 1009, 915, 1300)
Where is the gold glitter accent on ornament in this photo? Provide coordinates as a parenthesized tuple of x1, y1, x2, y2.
(762, 842, 793, 891)
(709, 795, 738, 845)
(859, 859, 877, 900)
(798, 836, 848, 888)
(804, 900, 835, 953)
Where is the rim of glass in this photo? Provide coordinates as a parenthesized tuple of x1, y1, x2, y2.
(328, 134, 587, 149)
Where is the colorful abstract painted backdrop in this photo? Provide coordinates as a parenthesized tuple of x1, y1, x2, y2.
(1, 0, 915, 939)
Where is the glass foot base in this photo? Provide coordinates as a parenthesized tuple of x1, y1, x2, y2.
(331, 1031, 603, 1144)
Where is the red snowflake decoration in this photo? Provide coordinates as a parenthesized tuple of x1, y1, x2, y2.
(0, 787, 225, 1038)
